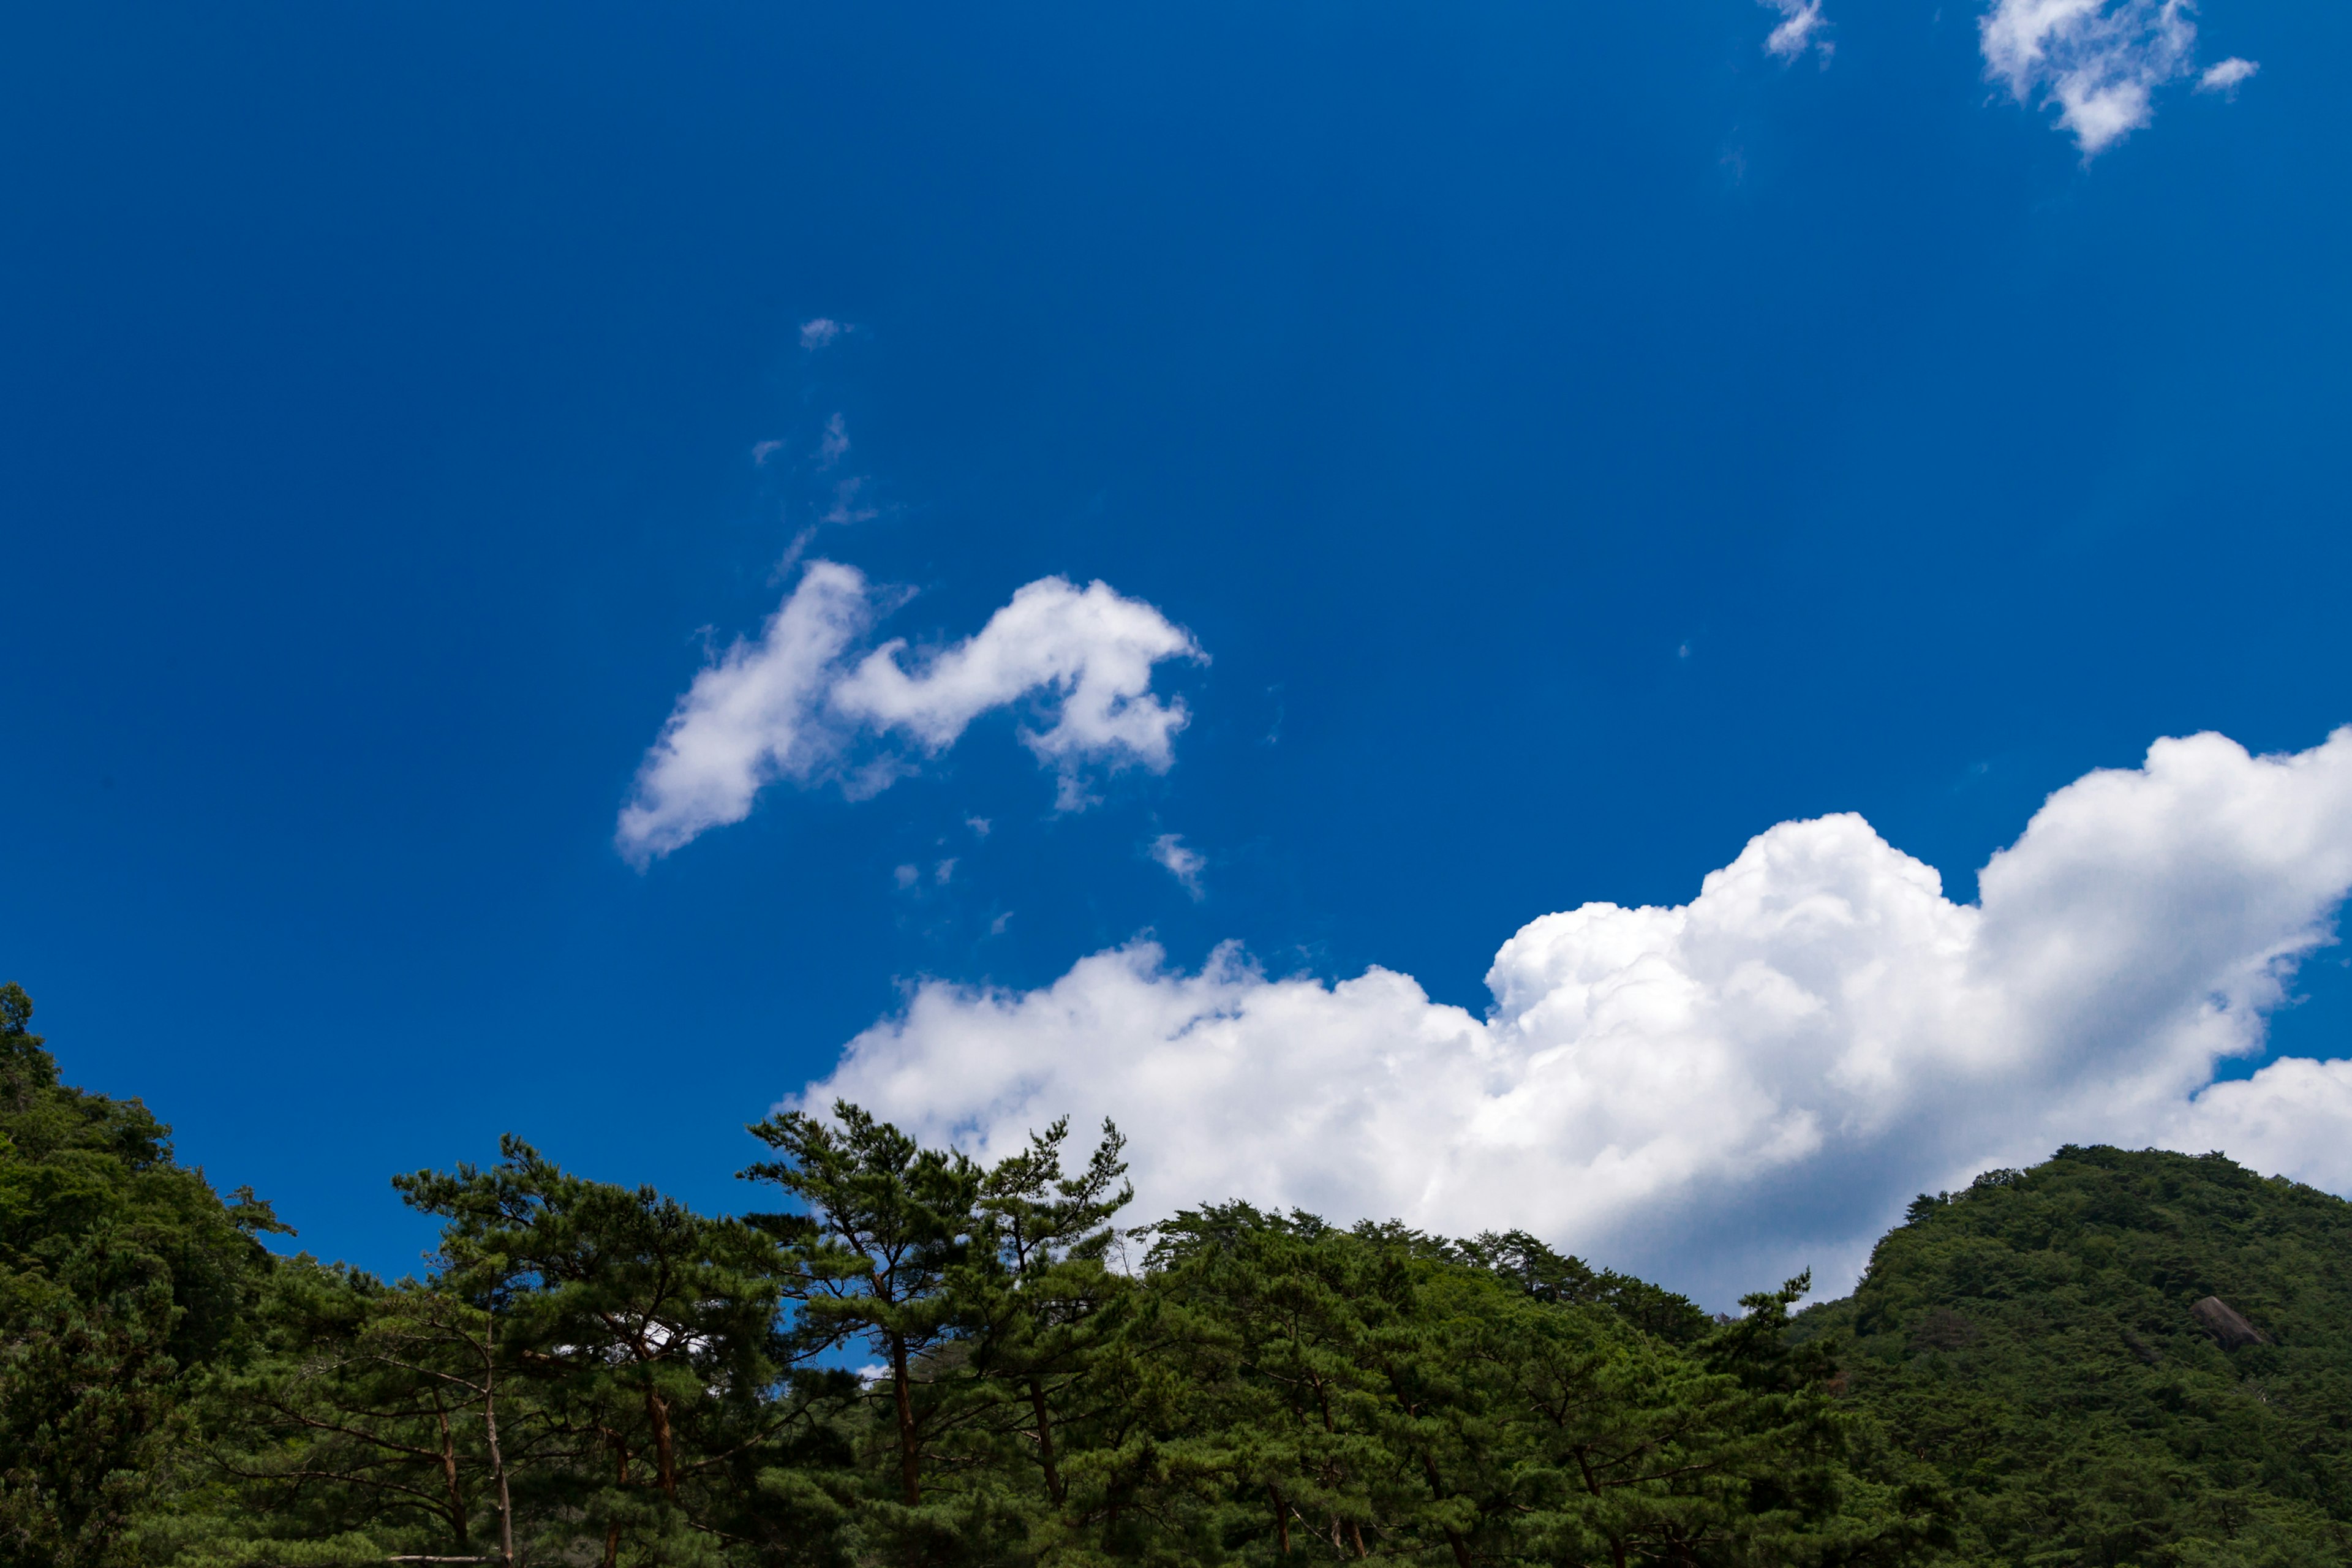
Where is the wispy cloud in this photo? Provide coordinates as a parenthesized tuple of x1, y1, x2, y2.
(1981, 0, 2246, 155)
(1149, 834, 1206, 900)
(617, 564, 1204, 862)
(820, 477, 878, 527)
(799, 317, 845, 350)
(1761, 0, 1831, 62)
(817, 413, 850, 469)
(795, 729, 2352, 1305)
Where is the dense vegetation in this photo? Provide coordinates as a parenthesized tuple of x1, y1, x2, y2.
(1798, 1145, 2352, 1565)
(5, 983, 2348, 1566)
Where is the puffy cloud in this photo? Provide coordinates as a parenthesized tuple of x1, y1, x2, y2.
(617, 562, 875, 864)
(2196, 56, 2259, 94)
(1761, 1, 1830, 61)
(2174, 1058, 2352, 1193)
(1149, 834, 1207, 900)
(1980, 0, 2215, 155)
(832, 577, 1205, 812)
(799, 317, 845, 350)
(793, 730, 2352, 1305)
(617, 565, 1202, 863)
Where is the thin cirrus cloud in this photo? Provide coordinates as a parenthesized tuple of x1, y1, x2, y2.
(1149, 833, 1207, 900)
(1981, 0, 2253, 155)
(793, 729, 2352, 1306)
(1760, 0, 1830, 62)
(615, 564, 1204, 864)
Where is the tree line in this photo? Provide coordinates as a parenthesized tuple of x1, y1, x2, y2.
(2, 984, 1945, 1567)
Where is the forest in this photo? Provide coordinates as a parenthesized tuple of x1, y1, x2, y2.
(5, 981, 2347, 1568)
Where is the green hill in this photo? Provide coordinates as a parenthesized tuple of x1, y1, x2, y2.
(1799, 1145, 2352, 1566)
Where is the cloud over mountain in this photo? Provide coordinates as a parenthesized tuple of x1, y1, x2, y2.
(617, 565, 1202, 863)
(794, 729, 2352, 1305)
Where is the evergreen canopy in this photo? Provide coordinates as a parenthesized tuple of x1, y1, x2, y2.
(7, 984, 2349, 1567)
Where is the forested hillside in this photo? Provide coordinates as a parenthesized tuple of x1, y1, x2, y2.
(1800, 1145, 2352, 1565)
(7, 984, 2350, 1566)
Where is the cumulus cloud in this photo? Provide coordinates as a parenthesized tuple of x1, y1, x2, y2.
(832, 576, 1205, 812)
(1761, 0, 1830, 61)
(793, 729, 2352, 1305)
(1150, 834, 1207, 900)
(616, 564, 1202, 863)
(799, 317, 845, 350)
(2197, 56, 2258, 94)
(1980, 0, 2239, 155)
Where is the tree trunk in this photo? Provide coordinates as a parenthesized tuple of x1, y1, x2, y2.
(1269, 1485, 1289, 1555)
(1416, 1455, 1471, 1568)
(647, 1389, 678, 1500)
(1027, 1377, 1065, 1506)
(601, 1442, 629, 1568)
(481, 1317, 514, 1568)
(891, 1333, 921, 1506)
(436, 1405, 469, 1550)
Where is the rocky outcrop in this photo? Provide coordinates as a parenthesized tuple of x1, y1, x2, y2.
(2190, 1295, 2267, 1350)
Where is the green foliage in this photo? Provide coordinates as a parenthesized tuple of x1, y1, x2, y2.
(1801, 1145, 2352, 1565)
(34, 978, 2352, 1568)
(176, 1136, 859, 1568)
(744, 1101, 989, 1522)
(0, 983, 284, 1568)
(1120, 1208, 1932, 1568)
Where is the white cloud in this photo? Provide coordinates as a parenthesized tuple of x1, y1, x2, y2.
(799, 317, 844, 350)
(793, 729, 2352, 1305)
(1150, 834, 1207, 900)
(2197, 56, 2258, 94)
(617, 565, 1203, 864)
(1981, 0, 2214, 155)
(832, 576, 1206, 812)
(1762, 0, 1831, 61)
(616, 562, 875, 865)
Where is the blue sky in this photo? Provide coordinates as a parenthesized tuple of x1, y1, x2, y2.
(4, 0, 2349, 1303)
